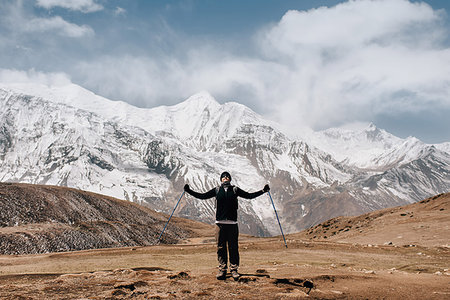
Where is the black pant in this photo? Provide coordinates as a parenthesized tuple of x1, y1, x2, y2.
(215, 223, 239, 272)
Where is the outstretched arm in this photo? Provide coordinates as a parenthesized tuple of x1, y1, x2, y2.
(184, 184, 216, 200)
(236, 184, 270, 199)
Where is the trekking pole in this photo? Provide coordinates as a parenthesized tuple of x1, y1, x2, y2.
(157, 191, 185, 243)
(267, 190, 288, 248)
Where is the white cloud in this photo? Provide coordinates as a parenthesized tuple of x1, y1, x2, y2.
(73, 52, 286, 108)
(256, 0, 450, 130)
(114, 7, 126, 16)
(2, 0, 449, 141)
(0, 68, 72, 86)
(36, 0, 103, 13)
(26, 16, 94, 37)
(262, 0, 441, 55)
(74, 0, 450, 134)
(0, 1, 94, 39)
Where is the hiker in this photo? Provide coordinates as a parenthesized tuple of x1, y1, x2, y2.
(184, 171, 270, 281)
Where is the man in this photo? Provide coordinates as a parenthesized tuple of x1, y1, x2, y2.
(184, 171, 270, 281)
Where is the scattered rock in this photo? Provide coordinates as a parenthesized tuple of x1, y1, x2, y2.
(114, 283, 136, 291)
(167, 271, 190, 280)
(330, 290, 344, 295)
(238, 277, 257, 283)
(274, 278, 292, 285)
(276, 289, 309, 298)
(112, 289, 128, 296)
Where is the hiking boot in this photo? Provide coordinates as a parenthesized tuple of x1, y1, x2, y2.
(216, 270, 226, 280)
(231, 270, 240, 281)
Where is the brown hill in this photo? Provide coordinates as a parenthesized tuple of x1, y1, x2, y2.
(293, 193, 450, 247)
(0, 182, 212, 255)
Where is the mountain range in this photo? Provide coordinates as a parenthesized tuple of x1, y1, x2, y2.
(1, 82, 449, 236)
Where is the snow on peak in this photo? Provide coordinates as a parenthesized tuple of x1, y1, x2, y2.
(156, 92, 222, 140)
(0, 82, 267, 147)
(0, 81, 136, 123)
(308, 122, 426, 169)
(162, 93, 270, 144)
(321, 122, 391, 142)
(3, 81, 443, 171)
(175, 91, 220, 109)
(335, 121, 374, 131)
(434, 142, 450, 154)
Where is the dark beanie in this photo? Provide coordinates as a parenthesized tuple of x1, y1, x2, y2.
(220, 171, 232, 181)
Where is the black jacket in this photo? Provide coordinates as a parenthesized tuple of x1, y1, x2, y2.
(186, 182, 264, 222)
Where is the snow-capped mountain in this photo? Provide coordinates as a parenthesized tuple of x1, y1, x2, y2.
(308, 123, 436, 170)
(1, 83, 449, 236)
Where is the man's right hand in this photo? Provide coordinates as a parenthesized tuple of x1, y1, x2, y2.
(184, 184, 190, 192)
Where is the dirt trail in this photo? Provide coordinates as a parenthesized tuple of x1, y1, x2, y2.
(0, 236, 449, 299)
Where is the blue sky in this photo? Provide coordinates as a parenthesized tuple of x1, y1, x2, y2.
(1, 0, 449, 143)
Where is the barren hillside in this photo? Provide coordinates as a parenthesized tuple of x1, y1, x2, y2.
(0, 182, 212, 255)
(294, 193, 450, 248)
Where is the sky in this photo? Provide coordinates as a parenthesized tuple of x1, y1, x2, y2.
(0, 0, 449, 143)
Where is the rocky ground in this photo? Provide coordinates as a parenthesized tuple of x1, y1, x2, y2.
(0, 191, 448, 299)
(0, 236, 449, 299)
